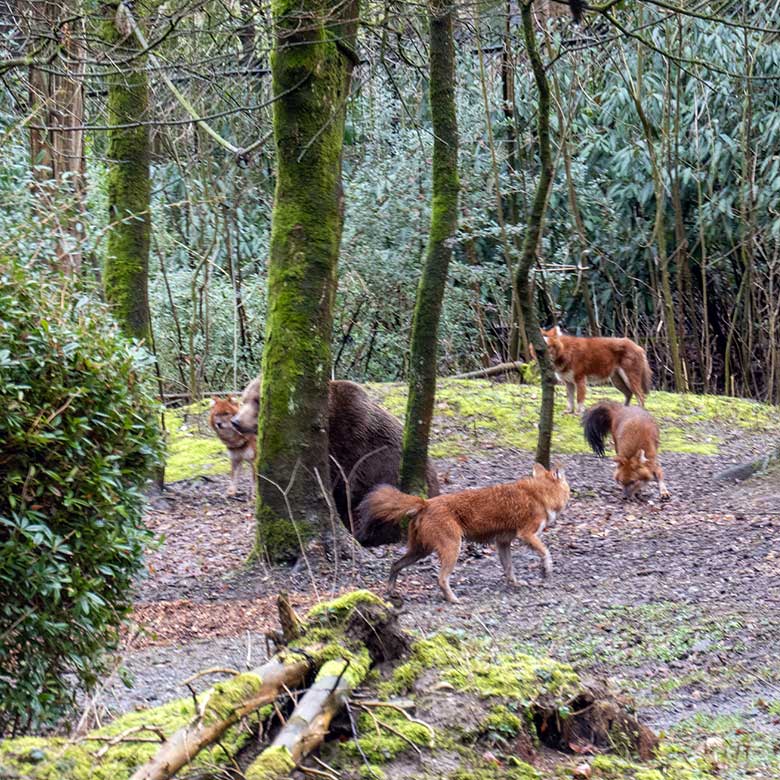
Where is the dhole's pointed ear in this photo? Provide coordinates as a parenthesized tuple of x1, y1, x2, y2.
(554, 325, 562, 336)
(532, 463, 547, 478)
(209, 398, 217, 408)
(638, 449, 648, 464)
(551, 460, 566, 480)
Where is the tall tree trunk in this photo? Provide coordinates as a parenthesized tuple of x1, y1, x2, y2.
(102, 2, 152, 343)
(398, 0, 459, 495)
(255, 0, 360, 559)
(515, 0, 556, 468)
(26, 0, 86, 274)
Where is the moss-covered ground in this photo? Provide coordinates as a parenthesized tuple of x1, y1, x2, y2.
(164, 399, 232, 482)
(367, 379, 779, 458)
(322, 631, 719, 780)
(164, 381, 780, 483)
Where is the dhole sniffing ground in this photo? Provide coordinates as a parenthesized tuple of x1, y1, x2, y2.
(104, 380, 779, 779)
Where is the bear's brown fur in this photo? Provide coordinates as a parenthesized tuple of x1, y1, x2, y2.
(231, 378, 440, 546)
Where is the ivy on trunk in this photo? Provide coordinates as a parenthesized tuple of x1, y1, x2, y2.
(255, 0, 360, 561)
(399, 0, 459, 496)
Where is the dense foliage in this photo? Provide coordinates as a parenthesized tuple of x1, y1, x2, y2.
(0, 260, 164, 735)
(1, 3, 779, 401)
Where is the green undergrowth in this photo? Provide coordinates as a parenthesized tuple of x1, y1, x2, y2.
(378, 631, 579, 700)
(164, 379, 778, 482)
(0, 697, 255, 780)
(536, 601, 746, 671)
(0, 591, 385, 780)
(666, 711, 780, 780)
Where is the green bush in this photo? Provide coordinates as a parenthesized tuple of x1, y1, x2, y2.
(0, 260, 164, 736)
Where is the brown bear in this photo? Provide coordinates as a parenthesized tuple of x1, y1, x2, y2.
(230, 378, 440, 546)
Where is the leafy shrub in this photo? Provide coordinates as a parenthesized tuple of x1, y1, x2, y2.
(0, 260, 164, 735)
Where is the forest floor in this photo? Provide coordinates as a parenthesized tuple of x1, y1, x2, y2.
(96, 381, 780, 778)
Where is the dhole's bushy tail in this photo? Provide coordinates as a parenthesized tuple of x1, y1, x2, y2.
(355, 485, 426, 544)
(583, 401, 619, 457)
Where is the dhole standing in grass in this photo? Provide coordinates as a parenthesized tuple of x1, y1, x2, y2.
(542, 326, 652, 414)
(356, 463, 570, 603)
(583, 401, 670, 501)
(209, 396, 255, 497)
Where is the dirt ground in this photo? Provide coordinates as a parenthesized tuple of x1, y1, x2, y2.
(91, 434, 780, 760)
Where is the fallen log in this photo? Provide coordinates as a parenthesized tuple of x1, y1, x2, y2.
(714, 443, 780, 483)
(245, 656, 369, 780)
(131, 590, 402, 780)
(453, 360, 527, 379)
(129, 653, 311, 780)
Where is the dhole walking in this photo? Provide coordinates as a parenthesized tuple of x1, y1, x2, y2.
(582, 401, 670, 500)
(542, 327, 652, 414)
(357, 464, 570, 603)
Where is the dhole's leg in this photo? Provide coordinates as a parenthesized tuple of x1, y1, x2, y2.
(227, 457, 240, 497)
(436, 532, 463, 604)
(388, 546, 429, 594)
(575, 378, 587, 415)
(522, 532, 553, 579)
(496, 540, 519, 586)
(627, 370, 646, 408)
(653, 464, 670, 500)
(563, 381, 576, 414)
(611, 370, 633, 406)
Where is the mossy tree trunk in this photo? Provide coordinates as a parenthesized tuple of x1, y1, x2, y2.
(256, 0, 360, 560)
(101, 2, 164, 488)
(515, 1, 556, 468)
(399, 0, 459, 495)
(102, 1, 152, 344)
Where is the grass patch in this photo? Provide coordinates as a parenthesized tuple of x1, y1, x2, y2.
(367, 380, 778, 460)
(667, 712, 780, 779)
(164, 400, 232, 482)
(536, 601, 745, 670)
(164, 380, 780, 481)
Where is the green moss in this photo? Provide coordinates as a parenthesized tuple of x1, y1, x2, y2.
(449, 760, 539, 780)
(319, 651, 372, 687)
(254, 503, 315, 563)
(379, 633, 457, 696)
(202, 671, 264, 724)
(369, 380, 780, 459)
(0, 696, 255, 779)
(306, 589, 387, 622)
(244, 744, 296, 780)
(342, 706, 434, 764)
(359, 765, 387, 780)
(102, 1, 152, 343)
(165, 400, 232, 482)
(167, 380, 779, 482)
(381, 632, 578, 703)
(584, 746, 716, 780)
(481, 704, 523, 739)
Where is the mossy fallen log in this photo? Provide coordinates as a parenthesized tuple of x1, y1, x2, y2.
(0, 590, 403, 780)
(2, 591, 696, 780)
(129, 654, 311, 780)
(245, 655, 370, 779)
